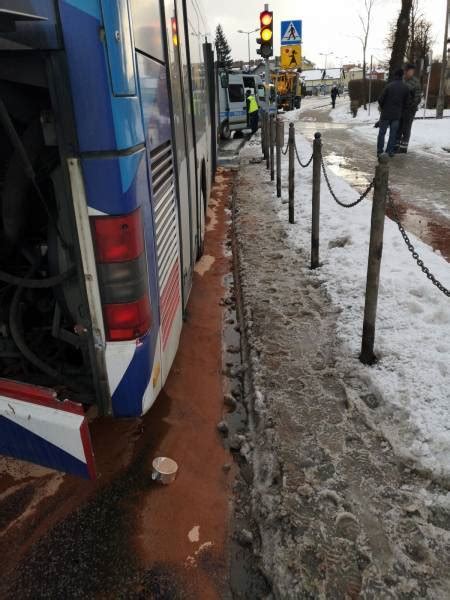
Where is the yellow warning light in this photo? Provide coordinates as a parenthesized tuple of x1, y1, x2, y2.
(261, 28, 272, 42)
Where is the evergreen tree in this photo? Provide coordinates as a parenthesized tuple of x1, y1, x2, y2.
(215, 24, 233, 69)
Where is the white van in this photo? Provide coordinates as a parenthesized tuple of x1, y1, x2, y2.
(218, 72, 274, 140)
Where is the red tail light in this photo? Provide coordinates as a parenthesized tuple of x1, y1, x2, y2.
(91, 207, 152, 342)
(91, 208, 144, 263)
(104, 296, 152, 341)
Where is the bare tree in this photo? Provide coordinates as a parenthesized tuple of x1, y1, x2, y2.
(385, 0, 433, 81)
(357, 0, 377, 109)
(388, 0, 413, 80)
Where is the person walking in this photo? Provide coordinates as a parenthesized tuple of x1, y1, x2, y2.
(246, 89, 259, 134)
(331, 85, 339, 109)
(377, 69, 409, 157)
(396, 63, 422, 153)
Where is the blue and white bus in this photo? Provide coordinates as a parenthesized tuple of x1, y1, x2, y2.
(0, 0, 215, 478)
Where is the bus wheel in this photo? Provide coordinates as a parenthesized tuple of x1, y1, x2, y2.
(220, 121, 231, 140)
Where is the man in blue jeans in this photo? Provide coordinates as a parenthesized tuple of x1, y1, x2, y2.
(377, 69, 409, 157)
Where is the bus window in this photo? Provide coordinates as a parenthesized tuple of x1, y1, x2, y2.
(130, 0, 165, 62)
(228, 84, 244, 103)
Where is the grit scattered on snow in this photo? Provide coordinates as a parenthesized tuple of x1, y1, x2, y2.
(271, 133, 450, 480)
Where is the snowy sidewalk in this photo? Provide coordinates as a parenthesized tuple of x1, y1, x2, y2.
(234, 132, 450, 598)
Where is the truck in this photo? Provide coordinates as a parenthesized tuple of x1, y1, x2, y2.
(272, 70, 303, 111)
(0, 0, 214, 478)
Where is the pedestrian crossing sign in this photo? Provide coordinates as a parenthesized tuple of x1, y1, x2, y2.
(281, 20, 302, 46)
(280, 44, 302, 69)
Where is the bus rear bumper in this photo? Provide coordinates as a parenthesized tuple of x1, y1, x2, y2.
(0, 379, 96, 479)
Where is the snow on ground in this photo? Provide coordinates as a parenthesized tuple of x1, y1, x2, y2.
(350, 117, 450, 159)
(330, 100, 379, 123)
(272, 133, 450, 480)
(329, 99, 450, 158)
(330, 99, 450, 125)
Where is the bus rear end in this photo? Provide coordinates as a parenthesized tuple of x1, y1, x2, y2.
(0, 0, 212, 477)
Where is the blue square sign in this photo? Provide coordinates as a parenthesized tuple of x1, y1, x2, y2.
(281, 20, 302, 46)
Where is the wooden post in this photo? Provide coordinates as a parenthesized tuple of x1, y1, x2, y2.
(270, 116, 275, 181)
(360, 154, 390, 365)
(311, 132, 322, 269)
(288, 122, 295, 224)
(276, 119, 284, 198)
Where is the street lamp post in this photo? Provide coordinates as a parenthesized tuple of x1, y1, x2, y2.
(319, 52, 334, 95)
(237, 28, 259, 65)
(319, 51, 334, 71)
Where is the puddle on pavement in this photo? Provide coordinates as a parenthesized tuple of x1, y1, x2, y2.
(388, 192, 450, 262)
(325, 152, 372, 189)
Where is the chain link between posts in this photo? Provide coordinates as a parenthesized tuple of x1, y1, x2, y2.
(293, 140, 313, 168)
(387, 190, 450, 297)
(321, 157, 375, 208)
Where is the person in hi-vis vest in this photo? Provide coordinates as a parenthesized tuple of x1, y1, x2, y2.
(246, 90, 259, 134)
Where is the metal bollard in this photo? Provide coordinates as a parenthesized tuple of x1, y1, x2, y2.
(264, 112, 269, 161)
(270, 115, 275, 181)
(360, 154, 390, 365)
(261, 112, 265, 157)
(276, 119, 284, 198)
(288, 122, 295, 224)
(311, 132, 322, 269)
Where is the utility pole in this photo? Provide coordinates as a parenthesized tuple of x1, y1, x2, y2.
(368, 55, 373, 115)
(436, 0, 450, 119)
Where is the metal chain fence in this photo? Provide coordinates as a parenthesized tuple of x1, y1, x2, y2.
(388, 191, 450, 297)
(321, 157, 375, 208)
(293, 140, 313, 168)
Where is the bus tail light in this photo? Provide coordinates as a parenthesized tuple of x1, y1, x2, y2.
(91, 209, 144, 263)
(104, 296, 151, 341)
(91, 208, 152, 342)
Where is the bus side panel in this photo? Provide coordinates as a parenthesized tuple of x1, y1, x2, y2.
(135, 47, 183, 387)
(59, 0, 144, 152)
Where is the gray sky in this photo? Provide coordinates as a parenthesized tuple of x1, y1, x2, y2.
(203, 0, 446, 67)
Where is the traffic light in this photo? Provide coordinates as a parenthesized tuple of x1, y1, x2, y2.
(171, 17, 178, 46)
(256, 10, 273, 58)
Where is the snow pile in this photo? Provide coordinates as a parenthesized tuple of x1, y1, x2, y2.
(274, 133, 450, 480)
(353, 118, 450, 158)
(330, 100, 380, 124)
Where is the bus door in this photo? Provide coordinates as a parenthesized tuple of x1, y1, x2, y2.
(163, 0, 196, 306)
(176, 0, 199, 272)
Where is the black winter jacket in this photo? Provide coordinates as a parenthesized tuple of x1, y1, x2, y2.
(378, 79, 409, 121)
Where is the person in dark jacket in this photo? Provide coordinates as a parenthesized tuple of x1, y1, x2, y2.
(331, 85, 339, 109)
(377, 69, 409, 157)
(396, 63, 422, 153)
